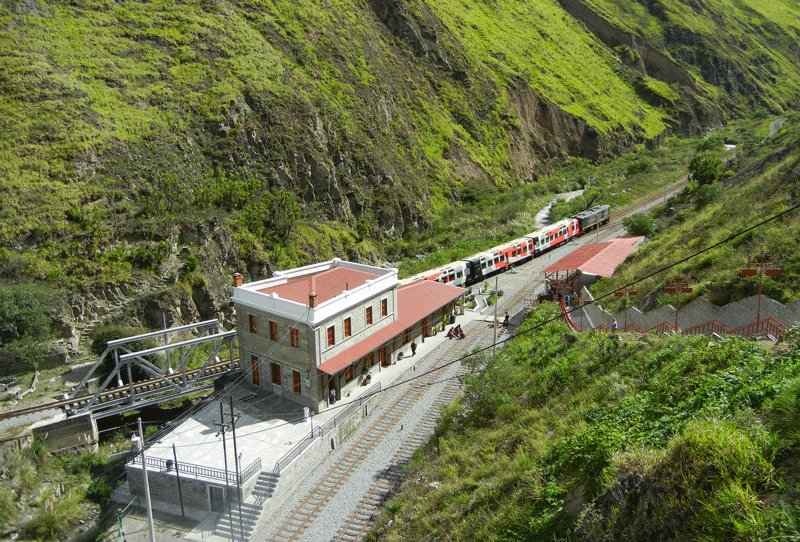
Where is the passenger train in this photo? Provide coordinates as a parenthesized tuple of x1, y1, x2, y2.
(404, 204, 610, 287)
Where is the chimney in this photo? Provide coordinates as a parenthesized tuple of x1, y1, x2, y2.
(309, 292, 317, 308)
(233, 273, 243, 287)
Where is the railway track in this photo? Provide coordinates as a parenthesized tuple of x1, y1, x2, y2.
(0, 359, 238, 422)
(266, 321, 491, 542)
(260, 191, 645, 541)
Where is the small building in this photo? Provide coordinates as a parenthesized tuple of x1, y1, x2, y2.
(233, 258, 465, 412)
(542, 237, 643, 296)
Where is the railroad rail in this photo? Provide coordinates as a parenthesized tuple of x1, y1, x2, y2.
(258, 181, 680, 540)
(0, 359, 238, 422)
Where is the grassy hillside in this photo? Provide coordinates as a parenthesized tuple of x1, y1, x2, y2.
(372, 305, 800, 541)
(1, 0, 798, 288)
(582, 0, 800, 111)
(593, 114, 800, 312)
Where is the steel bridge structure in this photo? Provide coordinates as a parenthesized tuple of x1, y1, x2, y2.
(70, 320, 238, 418)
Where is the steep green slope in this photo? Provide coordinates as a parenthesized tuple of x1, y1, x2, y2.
(372, 307, 800, 541)
(1, 0, 799, 365)
(1, 0, 797, 283)
(594, 115, 800, 311)
(582, 0, 800, 111)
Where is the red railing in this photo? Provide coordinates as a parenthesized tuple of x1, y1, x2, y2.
(729, 317, 787, 340)
(684, 319, 729, 336)
(650, 321, 675, 334)
(559, 300, 581, 332)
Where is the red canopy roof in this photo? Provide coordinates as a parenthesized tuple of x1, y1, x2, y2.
(317, 280, 465, 375)
(542, 237, 642, 277)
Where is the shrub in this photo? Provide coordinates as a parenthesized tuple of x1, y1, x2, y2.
(0, 283, 59, 343)
(86, 479, 114, 503)
(625, 157, 653, 175)
(689, 152, 722, 185)
(695, 133, 726, 152)
(694, 183, 723, 208)
(622, 213, 655, 237)
(767, 376, 800, 443)
(182, 254, 199, 272)
(0, 486, 16, 527)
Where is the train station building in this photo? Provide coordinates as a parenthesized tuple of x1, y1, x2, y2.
(232, 259, 466, 413)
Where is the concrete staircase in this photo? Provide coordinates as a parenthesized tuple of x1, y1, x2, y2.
(574, 288, 800, 337)
(252, 471, 280, 505)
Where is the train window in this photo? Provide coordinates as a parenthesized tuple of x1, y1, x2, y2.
(457, 271, 463, 278)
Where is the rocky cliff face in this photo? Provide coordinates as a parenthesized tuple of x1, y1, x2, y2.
(1, 0, 799, 361)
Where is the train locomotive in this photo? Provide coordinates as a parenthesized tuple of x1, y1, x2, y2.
(406, 204, 610, 287)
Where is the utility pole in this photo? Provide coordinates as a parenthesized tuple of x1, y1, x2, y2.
(215, 403, 236, 541)
(664, 281, 693, 333)
(137, 418, 156, 542)
(740, 253, 782, 327)
(493, 275, 498, 358)
(229, 397, 245, 542)
(172, 444, 185, 519)
(613, 289, 638, 332)
(215, 400, 243, 540)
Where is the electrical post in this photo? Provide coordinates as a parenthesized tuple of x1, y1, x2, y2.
(664, 281, 693, 333)
(493, 275, 498, 358)
(613, 289, 638, 332)
(137, 418, 156, 542)
(172, 444, 185, 519)
(740, 253, 782, 327)
(229, 397, 245, 541)
(215, 403, 236, 541)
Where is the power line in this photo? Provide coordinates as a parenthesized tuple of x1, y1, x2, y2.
(147, 201, 800, 447)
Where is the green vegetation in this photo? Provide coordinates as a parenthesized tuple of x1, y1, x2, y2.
(372, 305, 800, 540)
(622, 213, 655, 237)
(582, 0, 800, 111)
(689, 152, 723, 185)
(597, 114, 800, 311)
(2, 0, 798, 298)
(0, 439, 110, 539)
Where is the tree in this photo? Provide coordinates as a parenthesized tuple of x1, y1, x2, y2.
(689, 152, 722, 186)
(622, 213, 655, 237)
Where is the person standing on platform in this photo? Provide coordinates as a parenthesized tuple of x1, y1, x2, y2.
(411, 340, 418, 356)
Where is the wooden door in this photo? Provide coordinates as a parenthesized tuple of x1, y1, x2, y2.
(250, 355, 260, 386)
(292, 370, 302, 394)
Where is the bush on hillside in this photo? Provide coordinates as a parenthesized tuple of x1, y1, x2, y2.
(694, 183, 723, 208)
(0, 284, 59, 343)
(625, 157, 654, 175)
(622, 213, 655, 237)
(689, 152, 723, 185)
(696, 133, 726, 152)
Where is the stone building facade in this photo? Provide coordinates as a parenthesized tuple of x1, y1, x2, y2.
(233, 259, 465, 412)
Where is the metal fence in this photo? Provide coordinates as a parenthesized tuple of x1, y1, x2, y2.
(271, 380, 383, 475)
(129, 453, 261, 486)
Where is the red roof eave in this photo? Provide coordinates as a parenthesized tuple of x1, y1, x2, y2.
(316, 281, 465, 376)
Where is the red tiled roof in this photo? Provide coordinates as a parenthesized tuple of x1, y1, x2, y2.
(542, 238, 640, 277)
(257, 267, 380, 305)
(317, 280, 465, 375)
